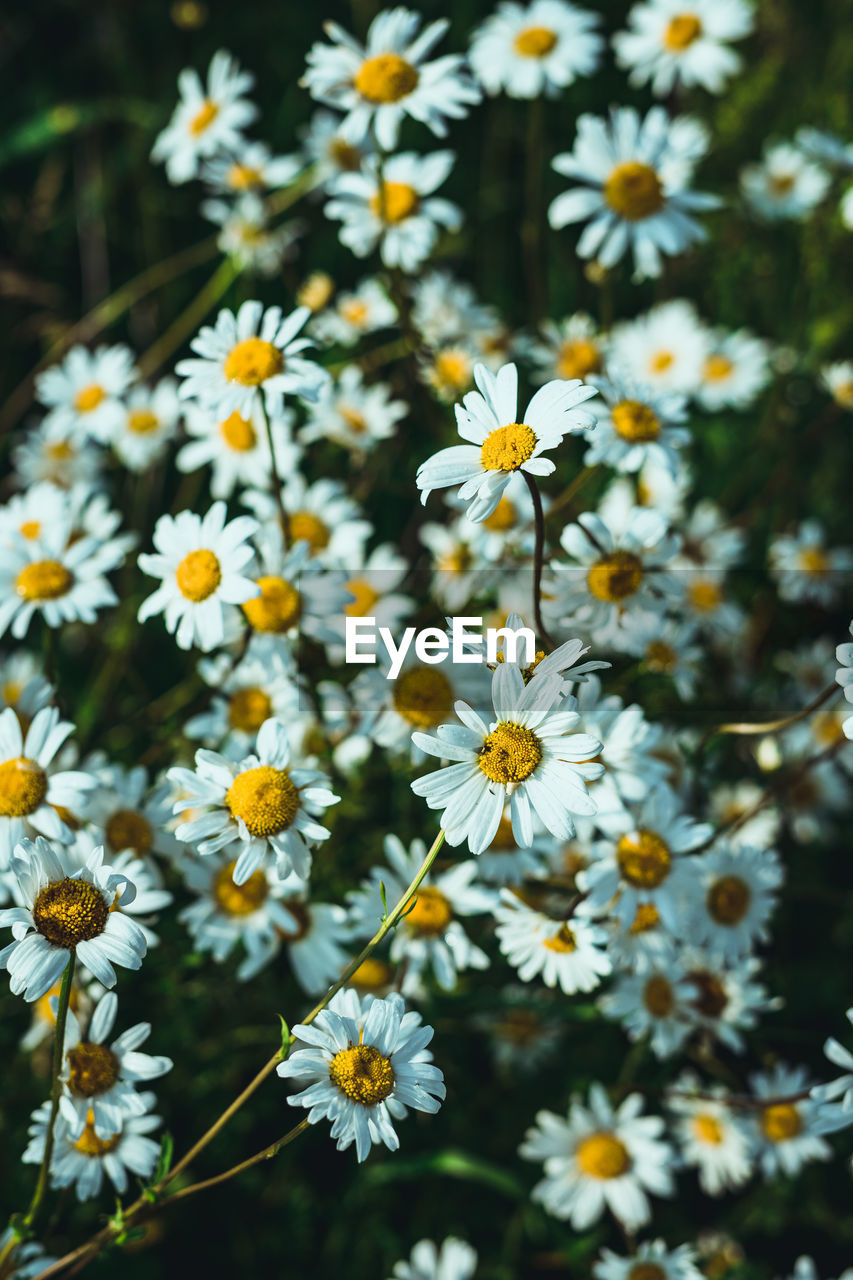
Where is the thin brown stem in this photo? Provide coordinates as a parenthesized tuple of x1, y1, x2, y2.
(164, 1120, 310, 1205)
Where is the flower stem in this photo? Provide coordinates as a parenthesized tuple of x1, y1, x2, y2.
(260, 399, 289, 547)
(162, 1120, 310, 1205)
(136, 256, 240, 379)
(522, 472, 555, 651)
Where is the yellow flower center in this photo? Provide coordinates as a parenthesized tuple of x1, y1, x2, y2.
(628, 1267, 667, 1280)
(175, 549, 222, 603)
(330, 139, 363, 170)
(351, 957, 394, 991)
(392, 666, 454, 729)
(127, 409, 159, 435)
(104, 808, 153, 857)
(36, 979, 81, 1026)
(664, 13, 702, 49)
(340, 298, 369, 327)
(354, 53, 419, 103)
(344, 577, 380, 618)
(687, 578, 722, 612)
(15, 560, 74, 602)
(242, 576, 301, 633)
(587, 551, 643, 603)
(799, 546, 828, 575)
(703, 354, 734, 382)
(478, 722, 542, 785)
(340, 405, 369, 435)
(832, 379, 853, 408)
(328, 1043, 395, 1105)
(616, 829, 672, 889)
(66, 1041, 120, 1098)
(707, 875, 751, 925)
(298, 272, 335, 312)
(513, 25, 558, 57)
(576, 1132, 631, 1179)
(370, 181, 420, 224)
(813, 708, 846, 747)
(213, 858, 269, 915)
(220, 411, 257, 451)
(225, 765, 299, 837)
(0, 756, 48, 816)
(604, 162, 665, 221)
(223, 337, 284, 386)
(643, 974, 675, 1016)
(490, 812, 516, 851)
(74, 384, 105, 414)
(47, 440, 74, 461)
(543, 923, 577, 953)
(432, 348, 473, 393)
(406, 886, 453, 935)
(288, 511, 330, 552)
(189, 99, 219, 136)
(557, 338, 601, 381)
(480, 423, 537, 472)
(228, 687, 273, 733)
(611, 399, 661, 443)
(761, 1102, 802, 1143)
(32, 878, 108, 947)
(692, 1113, 724, 1145)
(482, 496, 517, 532)
(687, 968, 728, 1018)
(227, 163, 264, 190)
(20, 520, 41, 540)
(74, 1111, 121, 1157)
(645, 640, 677, 673)
(650, 350, 674, 374)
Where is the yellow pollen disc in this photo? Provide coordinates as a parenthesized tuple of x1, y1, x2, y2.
(220, 411, 257, 451)
(66, 1041, 120, 1098)
(480, 422, 537, 472)
(213, 859, 269, 915)
(36, 979, 81, 1025)
(330, 139, 362, 170)
(127, 409, 159, 435)
(344, 577, 380, 618)
(242, 576, 301, 633)
(513, 25, 558, 57)
(692, 1113, 724, 1145)
(575, 1132, 631, 1179)
(340, 405, 369, 435)
(543, 923, 577, 953)
(225, 765, 299, 837)
(628, 1267, 667, 1280)
(478, 722, 542, 786)
(15, 559, 74, 602)
(664, 13, 702, 49)
(707, 874, 751, 925)
(770, 173, 795, 195)
(645, 640, 677, 673)
(53, 804, 82, 831)
(73, 384, 105, 413)
(351, 957, 394, 990)
(228, 686, 273, 733)
(288, 511, 330, 552)
(0, 756, 48, 817)
(616, 829, 672, 889)
(33, 878, 108, 948)
(587, 551, 643, 603)
(482, 495, 517, 532)
(354, 53, 418, 103)
(438, 546, 472, 573)
(643, 974, 675, 1016)
(392, 666, 454, 729)
(650, 350, 674, 374)
(47, 440, 74, 461)
(832, 380, 853, 407)
(489, 812, 516, 851)
(687, 578, 721, 612)
(105, 808, 153, 856)
(557, 338, 601, 381)
(340, 298, 369, 327)
(761, 1102, 802, 1143)
(370, 181, 419, 224)
(687, 969, 728, 1018)
(20, 521, 41, 540)
(223, 337, 284, 386)
(611, 399, 661, 443)
(603, 162, 665, 221)
(433, 348, 472, 393)
(703, 354, 733, 382)
(189, 98, 219, 136)
(406, 886, 453, 936)
(297, 272, 335, 312)
(799, 546, 828, 575)
(175, 549, 222, 603)
(813, 708, 846, 747)
(227, 163, 263, 190)
(74, 1111, 121, 1157)
(328, 1043, 395, 1105)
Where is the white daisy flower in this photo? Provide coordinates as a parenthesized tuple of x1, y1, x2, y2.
(202, 194, 301, 276)
(35, 344, 135, 443)
(325, 150, 462, 272)
(600, 964, 696, 1058)
(614, 0, 753, 96)
(276, 989, 446, 1162)
(680, 952, 779, 1053)
(411, 271, 501, 349)
(549, 106, 720, 279)
(584, 374, 690, 478)
(822, 361, 853, 411)
(606, 300, 708, 397)
(696, 329, 771, 410)
(594, 1239, 703, 1280)
(300, 365, 407, 452)
(781, 1260, 853, 1280)
(240, 529, 354, 654)
(469, 0, 602, 99)
(390, 1237, 477, 1280)
(245, 475, 372, 567)
(812, 1007, 853, 1111)
(185, 650, 302, 754)
(200, 140, 301, 195)
(494, 889, 611, 994)
(302, 9, 480, 151)
(522, 313, 606, 386)
(0, 837, 146, 1000)
(311, 277, 398, 346)
(11, 419, 103, 492)
(151, 49, 257, 184)
(667, 1076, 754, 1195)
(690, 844, 782, 961)
(112, 378, 182, 472)
(299, 109, 374, 189)
(741, 143, 831, 221)
(177, 401, 301, 499)
(412, 662, 603, 855)
(0, 515, 120, 640)
(83, 762, 180, 866)
(796, 127, 853, 170)
(416, 361, 597, 523)
(336, 543, 414, 644)
(769, 520, 853, 606)
(604, 897, 679, 975)
(748, 1064, 839, 1178)
(836, 622, 853, 739)
(679, 497, 745, 569)
(707, 782, 781, 851)
(137, 502, 259, 652)
(520, 1083, 674, 1230)
(0, 651, 53, 725)
(175, 300, 327, 422)
(168, 716, 339, 884)
(629, 614, 703, 700)
(276, 889, 352, 997)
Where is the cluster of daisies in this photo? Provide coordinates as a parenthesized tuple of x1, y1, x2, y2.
(2, 1, 853, 1277)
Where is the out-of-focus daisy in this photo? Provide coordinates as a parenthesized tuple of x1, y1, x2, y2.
(707, 782, 781, 850)
(584, 374, 689, 478)
(695, 329, 771, 410)
(681, 952, 779, 1052)
(390, 1238, 478, 1280)
(177, 402, 300, 499)
(0, 651, 52, 727)
(11, 420, 103, 492)
(411, 271, 501, 349)
(299, 109, 373, 189)
(607, 300, 707, 396)
(629, 615, 702, 699)
(614, 0, 753, 96)
(594, 1239, 703, 1280)
(601, 963, 696, 1058)
(822, 361, 853, 411)
(469, 0, 602, 99)
(667, 1075, 753, 1195)
(202, 193, 301, 276)
(337, 543, 414, 642)
(23, 1092, 161, 1201)
(524, 313, 605, 386)
(836, 622, 853, 740)
(240, 529, 353, 655)
(35, 345, 135, 443)
(83, 762, 180, 865)
(691, 844, 782, 961)
(741, 143, 831, 221)
(812, 1008, 853, 1112)
(495, 889, 611, 994)
(112, 379, 182, 472)
(748, 1064, 840, 1177)
(769, 520, 853, 606)
(200, 140, 301, 194)
(311, 278, 398, 346)
(245, 475, 372, 566)
(301, 365, 407, 452)
(417, 361, 597, 523)
(185, 650, 302, 753)
(151, 50, 257, 184)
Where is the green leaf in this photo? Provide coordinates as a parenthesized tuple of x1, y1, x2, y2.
(278, 1014, 291, 1053)
(363, 1148, 525, 1199)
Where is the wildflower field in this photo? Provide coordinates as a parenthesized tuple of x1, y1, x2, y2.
(2, 1, 853, 1277)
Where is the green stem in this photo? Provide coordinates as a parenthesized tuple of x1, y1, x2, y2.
(260, 399, 289, 547)
(162, 1120, 310, 1205)
(522, 472, 555, 650)
(136, 256, 240, 379)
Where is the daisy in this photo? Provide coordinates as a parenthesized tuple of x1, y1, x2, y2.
(58, 990, 172, 1139)
(836, 622, 853, 739)
(690, 844, 782, 961)
(667, 1075, 753, 1195)
(769, 520, 853, 606)
(299, 109, 373, 189)
(23, 1092, 161, 1201)
(522, 313, 605, 387)
(748, 1064, 839, 1178)
(411, 271, 501, 349)
(112, 378, 182, 472)
(680, 952, 779, 1053)
(0, 521, 119, 641)
(240, 529, 353, 654)
(411, 662, 603, 855)
(302, 9, 480, 151)
(594, 1240, 704, 1280)
(613, 0, 753, 96)
(177, 401, 301, 499)
(602, 964, 697, 1058)
(245, 475, 372, 567)
(185, 650, 302, 753)
(629, 615, 703, 699)
(679, 566, 744, 640)
(812, 1007, 853, 1111)
(549, 106, 720, 279)
(151, 49, 257, 184)
(68, 837, 173, 951)
(168, 716, 339, 884)
(740, 143, 830, 221)
(0, 837, 146, 1000)
(606, 300, 708, 397)
(0, 651, 53, 725)
(276, 888, 352, 996)
(707, 782, 781, 850)
(573, 675, 670, 828)
(300, 365, 407, 452)
(35, 344, 135, 443)
(325, 151, 462, 272)
(11, 419, 103, 492)
(782, 1261, 853, 1280)
(494, 889, 611, 994)
(276, 989, 446, 1162)
(200, 140, 301, 195)
(604, 897, 679, 975)
(695, 329, 771, 410)
(311, 277, 398, 346)
(202, 194, 301, 276)
(520, 1083, 674, 1230)
(390, 1238, 478, 1280)
(796, 127, 853, 170)
(82, 763, 180, 865)
(175, 300, 327, 422)
(416, 361, 597, 523)
(469, 0, 602, 99)
(822, 361, 853, 411)
(583, 374, 690, 478)
(337, 543, 414, 645)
